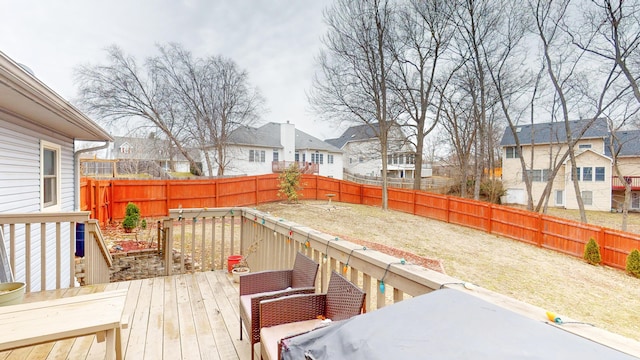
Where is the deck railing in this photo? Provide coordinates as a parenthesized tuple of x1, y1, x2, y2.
(0, 211, 112, 292)
(159, 206, 639, 355)
(612, 176, 640, 190)
(162, 207, 454, 309)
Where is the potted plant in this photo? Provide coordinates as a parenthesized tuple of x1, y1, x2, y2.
(231, 239, 259, 283)
(231, 259, 250, 283)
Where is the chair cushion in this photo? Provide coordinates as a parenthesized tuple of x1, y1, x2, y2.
(260, 319, 324, 360)
(240, 288, 292, 322)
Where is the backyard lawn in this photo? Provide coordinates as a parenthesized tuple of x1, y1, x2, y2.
(257, 200, 640, 342)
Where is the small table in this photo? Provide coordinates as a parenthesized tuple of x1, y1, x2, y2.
(0, 289, 128, 360)
(326, 194, 336, 204)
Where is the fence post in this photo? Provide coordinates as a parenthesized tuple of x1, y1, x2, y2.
(599, 227, 607, 266)
(445, 195, 450, 223)
(486, 204, 493, 233)
(536, 214, 543, 248)
(166, 181, 171, 216)
(255, 176, 259, 205)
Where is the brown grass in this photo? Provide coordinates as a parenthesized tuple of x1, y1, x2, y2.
(257, 201, 640, 342)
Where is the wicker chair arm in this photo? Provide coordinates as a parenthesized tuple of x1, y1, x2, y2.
(239, 270, 293, 295)
(259, 294, 327, 329)
(250, 286, 315, 311)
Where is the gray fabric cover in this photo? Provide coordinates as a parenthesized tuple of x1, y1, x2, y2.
(281, 289, 638, 360)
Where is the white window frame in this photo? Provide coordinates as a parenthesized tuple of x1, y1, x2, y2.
(41, 140, 62, 212)
(582, 190, 593, 206)
(555, 190, 564, 206)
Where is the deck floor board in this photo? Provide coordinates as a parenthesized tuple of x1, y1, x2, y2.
(0, 271, 252, 359)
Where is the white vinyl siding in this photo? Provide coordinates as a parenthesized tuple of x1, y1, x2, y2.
(0, 117, 75, 291)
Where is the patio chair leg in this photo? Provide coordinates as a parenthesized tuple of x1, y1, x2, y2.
(240, 318, 243, 340)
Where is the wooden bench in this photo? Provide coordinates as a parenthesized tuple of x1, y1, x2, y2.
(0, 289, 128, 360)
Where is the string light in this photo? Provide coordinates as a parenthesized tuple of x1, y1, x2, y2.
(304, 232, 311, 248)
(439, 282, 477, 290)
(343, 246, 367, 274)
(323, 237, 339, 264)
(379, 259, 407, 293)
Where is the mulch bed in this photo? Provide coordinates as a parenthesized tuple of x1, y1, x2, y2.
(335, 234, 446, 274)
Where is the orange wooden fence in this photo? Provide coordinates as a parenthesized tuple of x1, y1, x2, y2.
(80, 175, 640, 271)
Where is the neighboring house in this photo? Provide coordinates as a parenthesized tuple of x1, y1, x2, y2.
(326, 123, 428, 179)
(0, 51, 112, 289)
(205, 121, 343, 179)
(499, 118, 640, 212)
(96, 135, 194, 176)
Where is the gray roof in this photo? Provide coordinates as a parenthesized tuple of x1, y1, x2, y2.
(228, 122, 341, 152)
(326, 123, 382, 149)
(605, 129, 640, 157)
(227, 125, 283, 148)
(500, 118, 609, 146)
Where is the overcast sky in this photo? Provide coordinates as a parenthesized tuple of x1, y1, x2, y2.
(0, 0, 338, 138)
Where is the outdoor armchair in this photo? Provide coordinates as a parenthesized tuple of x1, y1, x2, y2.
(259, 270, 366, 360)
(239, 251, 319, 359)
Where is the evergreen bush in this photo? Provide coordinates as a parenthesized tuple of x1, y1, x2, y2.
(122, 202, 141, 231)
(277, 163, 303, 203)
(583, 238, 602, 265)
(626, 249, 640, 278)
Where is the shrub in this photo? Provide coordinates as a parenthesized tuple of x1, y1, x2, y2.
(583, 238, 602, 265)
(626, 249, 640, 278)
(480, 179, 506, 204)
(277, 163, 303, 203)
(122, 202, 141, 231)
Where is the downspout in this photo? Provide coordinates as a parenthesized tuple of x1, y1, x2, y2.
(73, 141, 111, 211)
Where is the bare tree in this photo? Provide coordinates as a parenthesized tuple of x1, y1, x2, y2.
(75, 44, 263, 177)
(448, 0, 504, 200)
(439, 73, 477, 198)
(75, 45, 202, 174)
(311, 0, 399, 209)
(390, 0, 453, 190)
(573, 1, 640, 104)
(152, 44, 263, 176)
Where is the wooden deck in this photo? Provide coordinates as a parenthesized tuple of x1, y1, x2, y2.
(0, 272, 255, 360)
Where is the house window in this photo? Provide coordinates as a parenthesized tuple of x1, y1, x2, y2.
(399, 154, 404, 165)
(302, 154, 306, 163)
(595, 167, 605, 181)
(41, 141, 61, 210)
(295, 151, 299, 162)
(582, 191, 593, 205)
(555, 190, 564, 206)
(249, 150, 265, 162)
(387, 155, 392, 165)
(579, 144, 592, 149)
(572, 167, 581, 181)
(506, 146, 520, 159)
(319, 154, 324, 164)
(632, 193, 640, 209)
(407, 154, 415, 164)
(328, 154, 334, 164)
(273, 150, 279, 162)
(524, 169, 550, 182)
(582, 167, 593, 181)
